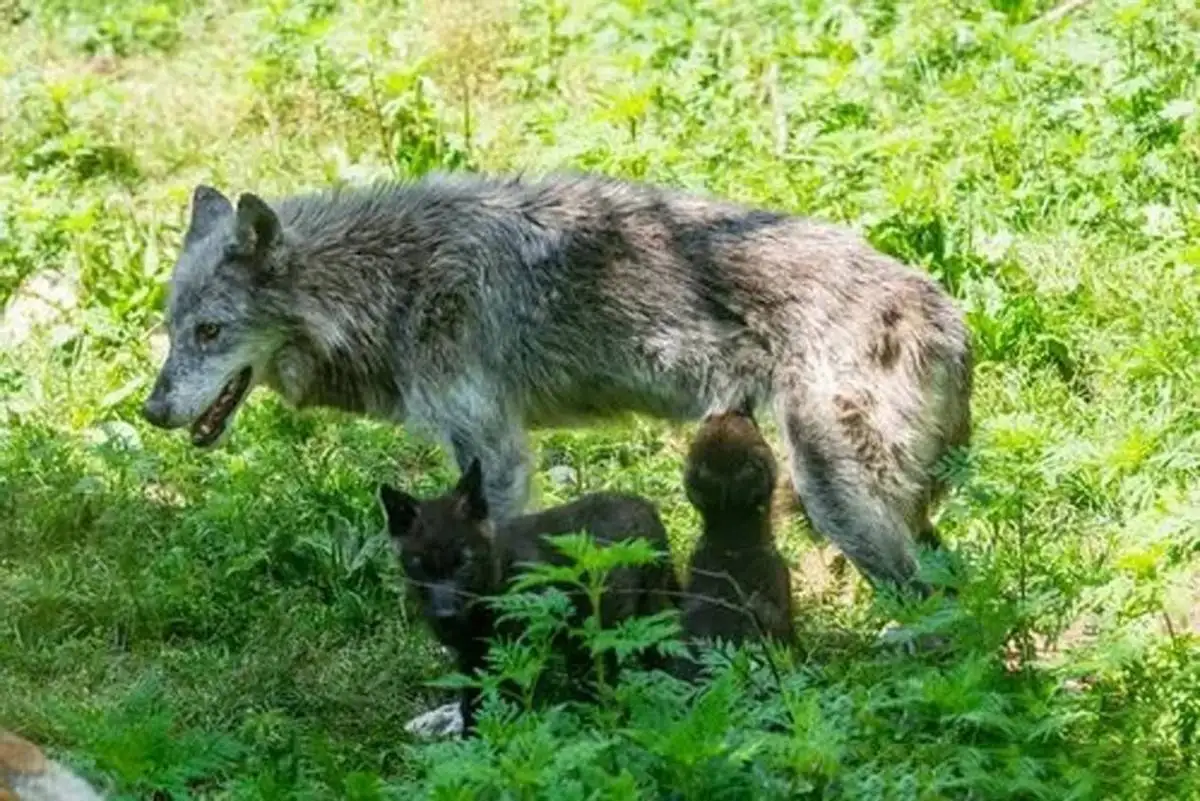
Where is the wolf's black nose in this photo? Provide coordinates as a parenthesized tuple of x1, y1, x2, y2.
(142, 395, 171, 428)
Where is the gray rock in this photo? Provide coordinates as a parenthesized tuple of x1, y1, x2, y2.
(404, 702, 463, 739)
(546, 464, 578, 489)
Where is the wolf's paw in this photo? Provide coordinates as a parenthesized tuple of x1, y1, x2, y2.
(404, 703, 464, 739)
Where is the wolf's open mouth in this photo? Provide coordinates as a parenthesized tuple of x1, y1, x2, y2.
(191, 367, 252, 447)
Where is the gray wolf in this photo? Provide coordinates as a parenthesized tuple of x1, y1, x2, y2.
(1, 730, 104, 801)
(378, 457, 678, 734)
(142, 171, 972, 591)
(679, 403, 796, 654)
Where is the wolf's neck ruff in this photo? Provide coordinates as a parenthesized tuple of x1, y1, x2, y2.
(259, 185, 468, 421)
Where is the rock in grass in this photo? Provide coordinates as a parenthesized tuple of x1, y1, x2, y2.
(403, 703, 464, 740)
(546, 464, 578, 489)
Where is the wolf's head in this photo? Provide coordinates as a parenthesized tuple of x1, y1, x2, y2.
(684, 403, 778, 516)
(142, 185, 291, 447)
(378, 459, 498, 623)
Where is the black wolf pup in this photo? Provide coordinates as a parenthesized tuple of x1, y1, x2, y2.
(378, 459, 679, 734)
(680, 404, 796, 654)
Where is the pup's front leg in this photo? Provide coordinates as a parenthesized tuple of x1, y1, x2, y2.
(459, 686, 480, 736)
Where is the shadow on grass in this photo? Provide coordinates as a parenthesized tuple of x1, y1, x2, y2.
(0, 418, 450, 794)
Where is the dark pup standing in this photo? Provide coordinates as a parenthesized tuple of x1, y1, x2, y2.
(680, 404, 796, 655)
(378, 459, 678, 734)
(144, 171, 971, 595)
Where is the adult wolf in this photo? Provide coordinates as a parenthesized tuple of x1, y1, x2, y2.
(142, 172, 972, 592)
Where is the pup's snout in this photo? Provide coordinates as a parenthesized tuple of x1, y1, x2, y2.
(430, 583, 462, 619)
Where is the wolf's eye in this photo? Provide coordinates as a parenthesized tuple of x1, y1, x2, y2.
(195, 322, 221, 344)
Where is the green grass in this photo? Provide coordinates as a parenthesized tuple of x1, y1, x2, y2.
(1, 0, 1198, 797)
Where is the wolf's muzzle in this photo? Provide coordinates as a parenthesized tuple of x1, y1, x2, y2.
(142, 376, 175, 428)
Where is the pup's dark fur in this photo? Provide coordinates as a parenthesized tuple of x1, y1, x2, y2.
(379, 459, 678, 734)
(680, 404, 796, 653)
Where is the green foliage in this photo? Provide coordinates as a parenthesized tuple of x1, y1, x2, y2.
(393, 539, 1123, 799)
(1, 0, 1198, 797)
(61, 681, 243, 799)
(31, 0, 189, 57)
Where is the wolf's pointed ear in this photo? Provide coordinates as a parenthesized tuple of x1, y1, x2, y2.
(454, 458, 488, 522)
(184, 185, 232, 248)
(233, 193, 282, 263)
(378, 483, 420, 538)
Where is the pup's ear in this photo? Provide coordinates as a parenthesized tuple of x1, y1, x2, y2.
(378, 483, 420, 538)
(184, 185, 232, 248)
(233, 192, 282, 263)
(453, 458, 488, 522)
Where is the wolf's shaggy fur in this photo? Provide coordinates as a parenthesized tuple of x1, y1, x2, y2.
(144, 171, 971, 590)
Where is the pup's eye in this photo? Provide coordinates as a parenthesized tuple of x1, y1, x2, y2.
(195, 322, 221, 343)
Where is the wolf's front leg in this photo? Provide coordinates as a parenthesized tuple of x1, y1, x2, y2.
(443, 413, 532, 523)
